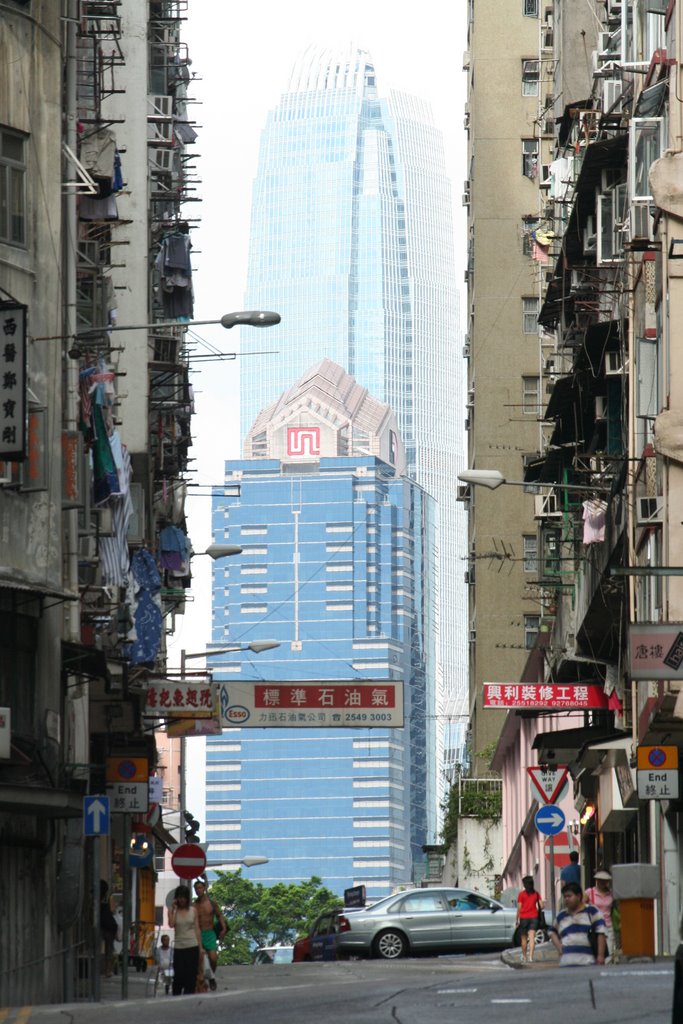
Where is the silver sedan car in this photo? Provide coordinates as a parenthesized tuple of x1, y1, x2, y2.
(336, 887, 518, 960)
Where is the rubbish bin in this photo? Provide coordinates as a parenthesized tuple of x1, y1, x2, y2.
(611, 863, 660, 957)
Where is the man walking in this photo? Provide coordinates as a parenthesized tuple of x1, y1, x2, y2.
(560, 850, 581, 886)
(550, 882, 607, 967)
(193, 878, 227, 991)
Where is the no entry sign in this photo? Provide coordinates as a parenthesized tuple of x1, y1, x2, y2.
(171, 842, 207, 880)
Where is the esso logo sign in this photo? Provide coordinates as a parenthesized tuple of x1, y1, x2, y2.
(225, 706, 249, 724)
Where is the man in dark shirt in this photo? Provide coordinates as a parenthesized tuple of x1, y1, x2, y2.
(559, 850, 581, 886)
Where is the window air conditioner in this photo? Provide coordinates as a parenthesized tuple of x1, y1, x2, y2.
(637, 495, 663, 525)
(534, 492, 562, 520)
(605, 351, 624, 375)
(602, 79, 623, 114)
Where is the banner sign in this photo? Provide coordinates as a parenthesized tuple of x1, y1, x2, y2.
(144, 679, 216, 718)
(219, 680, 404, 728)
(0, 302, 27, 461)
(483, 682, 608, 709)
(628, 623, 683, 679)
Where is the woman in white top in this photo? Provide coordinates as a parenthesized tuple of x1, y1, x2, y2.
(168, 885, 201, 995)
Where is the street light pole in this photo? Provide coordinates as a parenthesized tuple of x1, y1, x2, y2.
(458, 469, 609, 494)
(177, 642, 280, 823)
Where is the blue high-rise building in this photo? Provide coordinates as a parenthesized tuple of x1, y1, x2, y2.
(206, 362, 437, 898)
(241, 46, 467, 744)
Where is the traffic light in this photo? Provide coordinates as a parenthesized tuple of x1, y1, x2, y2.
(183, 810, 201, 842)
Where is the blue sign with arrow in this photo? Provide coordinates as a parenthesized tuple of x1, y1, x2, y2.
(84, 795, 110, 837)
(534, 803, 565, 836)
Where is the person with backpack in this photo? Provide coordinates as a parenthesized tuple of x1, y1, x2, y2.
(516, 875, 544, 963)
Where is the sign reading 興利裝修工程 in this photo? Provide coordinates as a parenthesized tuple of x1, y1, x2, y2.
(629, 623, 683, 678)
(483, 682, 608, 709)
(219, 680, 404, 728)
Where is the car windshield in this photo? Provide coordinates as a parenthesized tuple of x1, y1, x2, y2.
(271, 947, 293, 962)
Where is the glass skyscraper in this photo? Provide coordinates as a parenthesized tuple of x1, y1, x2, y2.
(241, 44, 466, 752)
(206, 361, 437, 898)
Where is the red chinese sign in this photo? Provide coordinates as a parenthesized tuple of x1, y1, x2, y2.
(219, 680, 404, 728)
(483, 682, 608, 709)
(144, 680, 216, 718)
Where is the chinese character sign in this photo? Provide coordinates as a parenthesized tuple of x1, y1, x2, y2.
(219, 680, 404, 728)
(144, 679, 216, 718)
(628, 623, 683, 679)
(0, 303, 27, 461)
(483, 682, 609, 709)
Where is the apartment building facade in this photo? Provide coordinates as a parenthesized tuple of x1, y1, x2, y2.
(467, 0, 683, 951)
(0, 1, 199, 1002)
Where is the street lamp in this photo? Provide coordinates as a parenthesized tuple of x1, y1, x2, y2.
(195, 544, 243, 559)
(208, 856, 269, 871)
(458, 469, 609, 494)
(73, 309, 281, 338)
(178, 641, 281, 819)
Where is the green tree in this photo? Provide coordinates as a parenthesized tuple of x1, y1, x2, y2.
(207, 872, 341, 965)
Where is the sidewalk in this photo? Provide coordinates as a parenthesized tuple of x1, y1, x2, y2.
(502, 942, 670, 970)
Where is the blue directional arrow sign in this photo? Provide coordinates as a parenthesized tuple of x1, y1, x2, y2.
(534, 803, 565, 836)
(84, 795, 110, 837)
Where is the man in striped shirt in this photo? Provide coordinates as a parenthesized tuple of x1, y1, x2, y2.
(550, 882, 607, 967)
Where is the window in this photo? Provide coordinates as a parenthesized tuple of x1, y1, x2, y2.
(522, 217, 539, 256)
(524, 614, 540, 649)
(401, 892, 444, 913)
(522, 138, 538, 178)
(524, 0, 539, 13)
(522, 60, 540, 96)
(630, 118, 663, 202)
(523, 296, 539, 333)
(0, 128, 26, 245)
(522, 375, 540, 414)
(523, 534, 538, 572)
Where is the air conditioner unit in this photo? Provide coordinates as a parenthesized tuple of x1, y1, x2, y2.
(631, 204, 654, 242)
(602, 79, 623, 114)
(534, 492, 562, 520)
(468, 628, 477, 643)
(605, 351, 624, 375)
(149, 146, 174, 173)
(148, 94, 173, 121)
(462, 335, 471, 358)
(637, 495, 663, 525)
(595, 395, 607, 420)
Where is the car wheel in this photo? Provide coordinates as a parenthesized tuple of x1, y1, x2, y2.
(373, 929, 408, 960)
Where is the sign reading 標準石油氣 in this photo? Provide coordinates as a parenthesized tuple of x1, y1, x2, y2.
(483, 682, 608, 709)
(219, 680, 404, 728)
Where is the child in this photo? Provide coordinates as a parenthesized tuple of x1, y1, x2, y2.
(155, 933, 173, 995)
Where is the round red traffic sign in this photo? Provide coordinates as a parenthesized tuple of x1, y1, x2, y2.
(171, 842, 207, 880)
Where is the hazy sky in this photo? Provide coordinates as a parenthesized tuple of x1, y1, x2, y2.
(173, 2, 467, 804)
